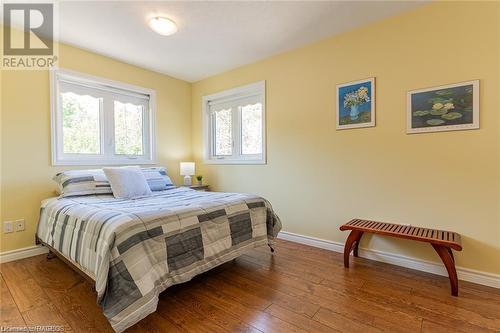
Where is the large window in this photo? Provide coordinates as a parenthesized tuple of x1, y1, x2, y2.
(51, 69, 156, 165)
(203, 81, 266, 164)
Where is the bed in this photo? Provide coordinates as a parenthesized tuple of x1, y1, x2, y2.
(36, 186, 281, 332)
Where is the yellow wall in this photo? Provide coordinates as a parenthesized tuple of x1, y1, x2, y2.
(192, 2, 500, 274)
(1, 42, 192, 252)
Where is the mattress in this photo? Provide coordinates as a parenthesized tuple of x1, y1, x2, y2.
(37, 187, 281, 332)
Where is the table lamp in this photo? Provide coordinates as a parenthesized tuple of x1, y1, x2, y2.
(180, 162, 195, 186)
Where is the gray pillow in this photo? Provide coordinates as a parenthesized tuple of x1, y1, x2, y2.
(53, 169, 112, 197)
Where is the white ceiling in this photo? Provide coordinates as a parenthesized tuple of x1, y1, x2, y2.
(56, 1, 424, 82)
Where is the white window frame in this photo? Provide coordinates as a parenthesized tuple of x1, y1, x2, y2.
(202, 81, 266, 165)
(50, 68, 157, 166)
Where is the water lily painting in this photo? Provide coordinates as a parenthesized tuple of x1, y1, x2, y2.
(336, 78, 375, 130)
(407, 80, 479, 134)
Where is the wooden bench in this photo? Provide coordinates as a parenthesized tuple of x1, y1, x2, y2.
(340, 219, 462, 296)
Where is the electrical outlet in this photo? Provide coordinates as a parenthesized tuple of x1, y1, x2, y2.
(3, 221, 14, 233)
(15, 219, 25, 232)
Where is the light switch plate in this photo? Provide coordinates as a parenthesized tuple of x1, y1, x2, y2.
(3, 221, 14, 233)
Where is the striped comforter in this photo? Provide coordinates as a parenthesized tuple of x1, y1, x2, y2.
(37, 187, 281, 332)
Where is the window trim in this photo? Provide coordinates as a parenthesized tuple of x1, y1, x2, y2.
(202, 80, 266, 165)
(50, 68, 157, 166)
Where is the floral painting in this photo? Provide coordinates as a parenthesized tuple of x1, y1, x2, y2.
(336, 78, 375, 130)
(407, 80, 479, 134)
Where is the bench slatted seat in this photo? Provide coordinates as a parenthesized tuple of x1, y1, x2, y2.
(340, 219, 462, 296)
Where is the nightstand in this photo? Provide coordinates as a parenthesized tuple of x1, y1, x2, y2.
(185, 185, 210, 191)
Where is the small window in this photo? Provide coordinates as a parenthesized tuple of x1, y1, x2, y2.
(61, 92, 101, 154)
(203, 81, 266, 164)
(51, 69, 156, 165)
(114, 101, 144, 156)
(214, 107, 233, 156)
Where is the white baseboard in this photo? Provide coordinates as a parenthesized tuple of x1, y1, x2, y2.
(277, 231, 500, 289)
(0, 245, 49, 264)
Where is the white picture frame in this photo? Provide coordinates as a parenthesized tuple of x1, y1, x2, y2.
(407, 80, 479, 134)
(336, 77, 375, 130)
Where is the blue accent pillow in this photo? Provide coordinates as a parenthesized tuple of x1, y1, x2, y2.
(141, 167, 175, 191)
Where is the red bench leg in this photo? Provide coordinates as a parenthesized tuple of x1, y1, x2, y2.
(432, 244, 458, 296)
(343, 230, 363, 268)
(353, 232, 363, 257)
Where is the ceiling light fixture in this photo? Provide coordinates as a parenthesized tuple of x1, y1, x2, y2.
(148, 16, 177, 36)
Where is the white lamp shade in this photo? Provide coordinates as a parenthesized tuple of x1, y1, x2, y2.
(180, 162, 195, 176)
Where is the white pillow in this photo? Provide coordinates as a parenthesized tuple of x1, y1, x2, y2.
(103, 166, 152, 199)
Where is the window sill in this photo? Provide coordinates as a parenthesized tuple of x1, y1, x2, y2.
(52, 159, 156, 166)
(203, 159, 266, 165)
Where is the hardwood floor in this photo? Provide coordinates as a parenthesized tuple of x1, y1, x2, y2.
(1, 239, 499, 332)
